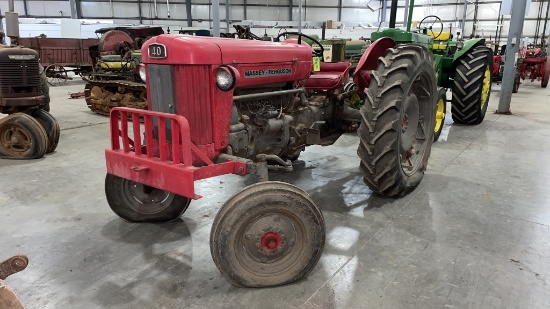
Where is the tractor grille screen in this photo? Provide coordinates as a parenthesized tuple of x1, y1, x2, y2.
(148, 64, 213, 146)
(173, 65, 213, 146)
(148, 64, 176, 114)
(0, 60, 41, 95)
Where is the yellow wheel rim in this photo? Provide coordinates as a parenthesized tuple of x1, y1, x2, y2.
(435, 98, 445, 132)
(480, 65, 491, 109)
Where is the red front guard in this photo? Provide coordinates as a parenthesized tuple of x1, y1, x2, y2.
(105, 107, 247, 199)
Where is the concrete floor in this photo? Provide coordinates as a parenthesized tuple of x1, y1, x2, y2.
(1, 79, 550, 308)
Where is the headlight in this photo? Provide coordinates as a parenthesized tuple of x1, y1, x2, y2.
(139, 65, 147, 82)
(216, 66, 235, 91)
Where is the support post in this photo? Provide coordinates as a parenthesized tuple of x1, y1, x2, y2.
(381, 0, 387, 26)
(185, 0, 192, 26)
(289, 0, 293, 21)
(226, 0, 231, 33)
(243, 0, 247, 20)
(22, 0, 28, 17)
(69, 0, 78, 18)
(213, 0, 220, 37)
(298, 0, 302, 34)
(338, 0, 342, 22)
(461, 0, 468, 37)
(389, 0, 397, 28)
(498, 0, 528, 114)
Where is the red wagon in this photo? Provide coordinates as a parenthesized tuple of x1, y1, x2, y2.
(19, 37, 99, 86)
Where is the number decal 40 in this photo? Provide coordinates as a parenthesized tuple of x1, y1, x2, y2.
(148, 43, 167, 59)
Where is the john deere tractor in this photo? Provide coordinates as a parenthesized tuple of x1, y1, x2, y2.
(354, 1, 493, 142)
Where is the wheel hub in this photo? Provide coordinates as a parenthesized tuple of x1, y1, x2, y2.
(241, 213, 295, 261)
(261, 232, 282, 250)
(121, 180, 174, 215)
(401, 94, 420, 153)
(0, 124, 32, 157)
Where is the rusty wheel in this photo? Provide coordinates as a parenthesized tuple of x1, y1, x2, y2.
(210, 181, 325, 287)
(45, 64, 68, 86)
(105, 174, 191, 222)
(0, 113, 48, 160)
(32, 109, 60, 153)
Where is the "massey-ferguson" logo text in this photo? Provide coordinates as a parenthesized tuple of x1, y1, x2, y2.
(244, 68, 292, 78)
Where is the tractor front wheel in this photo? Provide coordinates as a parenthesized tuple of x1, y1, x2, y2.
(434, 88, 447, 142)
(451, 46, 493, 125)
(105, 174, 191, 222)
(357, 44, 437, 196)
(210, 181, 325, 287)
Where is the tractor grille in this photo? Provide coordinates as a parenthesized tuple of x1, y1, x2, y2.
(148, 64, 213, 146)
(173, 65, 212, 146)
(0, 59, 41, 96)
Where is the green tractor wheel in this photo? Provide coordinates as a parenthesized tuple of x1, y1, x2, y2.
(434, 88, 447, 142)
(357, 44, 437, 197)
(451, 46, 493, 125)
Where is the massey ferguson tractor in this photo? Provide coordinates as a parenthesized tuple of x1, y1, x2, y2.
(102, 7, 440, 288)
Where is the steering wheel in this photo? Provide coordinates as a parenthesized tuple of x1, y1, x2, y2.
(419, 15, 444, 40)
(276, 32, 324, 57)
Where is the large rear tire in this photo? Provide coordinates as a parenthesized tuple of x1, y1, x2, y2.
(32, 109, 60, 153)
(451, 46, 493, 125)
(105, 174, 191, 222)
(210, 181, 325, 287)
(542, 57, 550, 88)
(434, 88, 447, 142)
(0, 113, 48, 160)
(357, 44, 437, 197)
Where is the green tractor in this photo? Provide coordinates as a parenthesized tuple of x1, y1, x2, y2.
(353, 0, 493, 142)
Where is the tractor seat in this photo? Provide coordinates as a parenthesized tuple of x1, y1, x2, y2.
(305, 62, 351, 91)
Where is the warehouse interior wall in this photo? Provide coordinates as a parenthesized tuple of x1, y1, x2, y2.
(0, 0, 549, 43)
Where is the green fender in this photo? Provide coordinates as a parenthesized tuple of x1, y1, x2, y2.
(451, 38, 486, 71)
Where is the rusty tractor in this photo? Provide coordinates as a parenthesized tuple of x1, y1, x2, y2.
(0, 22, 60, 159)
(84, 26, 164, 115)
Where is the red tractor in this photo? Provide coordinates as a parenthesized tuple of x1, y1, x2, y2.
(517, 47, 550, 88)
(103, 34, 437, 287)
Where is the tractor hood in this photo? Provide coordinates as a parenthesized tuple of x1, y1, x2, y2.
(142, 34, 313, 65)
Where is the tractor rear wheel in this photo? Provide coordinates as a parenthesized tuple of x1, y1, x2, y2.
(32, 109, 60, 153)
(105, 174, 191, 222)
(451, 46, 493, 125)
(434, 88, 447, 142)
(542, 57, 550, 88)
(210, 181, 325, 287)
(0, 113, 48, 160)
(357, 45, 437, 197)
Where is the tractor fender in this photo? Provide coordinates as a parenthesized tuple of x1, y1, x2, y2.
(450, 38, 486, 73)
(353, 37, 396, 92)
